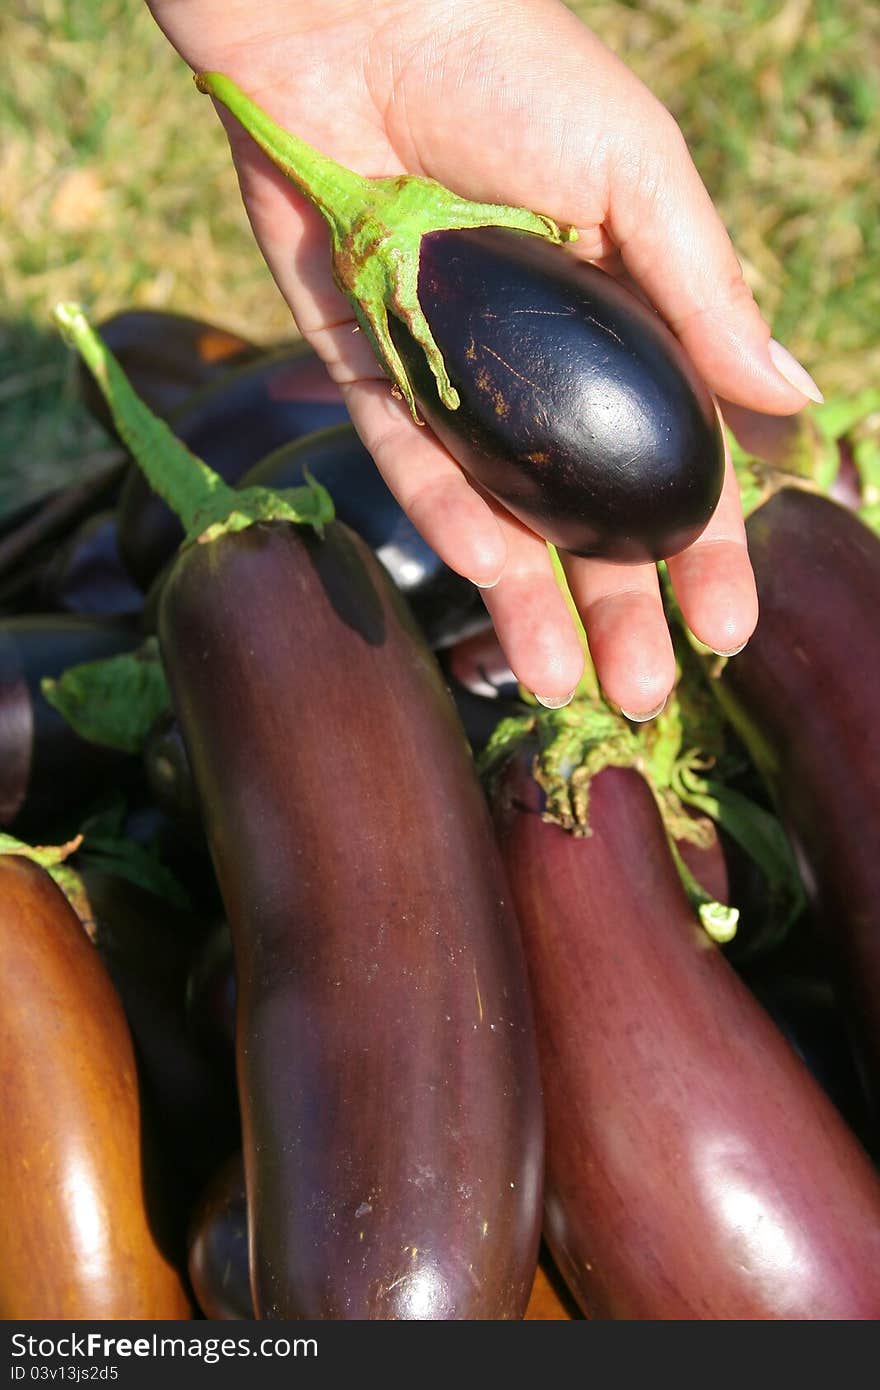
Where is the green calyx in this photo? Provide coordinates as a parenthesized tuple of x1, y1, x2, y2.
(53, 303, 333, 544)
(195, 72, 576, 423)
(0, 831, 86, 916)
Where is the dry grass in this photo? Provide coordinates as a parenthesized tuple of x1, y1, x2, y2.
(1, 0, 878, 507)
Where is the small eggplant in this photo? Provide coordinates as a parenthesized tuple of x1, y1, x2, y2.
(0, 853, 191, 1318)
(78, 308, 264, 433)
(240, 423, 487, 648)
(199, 74, 724, 563)
(492, 750, 880, 1319)
(188, 1153, 253, 1321)
(118, 344, 349, 588)
(0, 616, 137, 832)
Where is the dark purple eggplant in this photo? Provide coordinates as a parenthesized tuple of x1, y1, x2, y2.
(492, 750, 880, 1320)
(186, 921, 236, 1065)
(198, 76, 724, 564)
(716, 488, 880, 1112)
(0, 459, 126, 584)
(161, 522, 543, 1319)
(388, 228, 724, 561)
(39, 509, 143, 617)
(0, 616, 137, 831)
(78, 309, 264, 434)
(78, 867, 239, 1195)
(119, 345, 349, 588)
(188, 1153, 253, 1320)
(239, 424, 487, 648)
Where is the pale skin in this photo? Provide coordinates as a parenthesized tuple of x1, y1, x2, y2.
(146, 0, 821, 715)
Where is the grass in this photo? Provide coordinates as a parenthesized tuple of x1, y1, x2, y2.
(1, 0, 878, 511)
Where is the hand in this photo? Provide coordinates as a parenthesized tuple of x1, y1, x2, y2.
(146, 0, 822, 715)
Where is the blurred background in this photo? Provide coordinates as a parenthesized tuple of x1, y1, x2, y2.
(1, 0, 877, 511)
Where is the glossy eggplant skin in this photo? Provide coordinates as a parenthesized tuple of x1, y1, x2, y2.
(119, 346, 349, 588)
(78, 309, 263, 434)
(492, 753, 880, 1320)
(240, 424, 486, 649)
(0, 616, 137, 831)
(160, 520, 542, 1319)
(388, 228, 724, 561)
(718, 490, 880, 1111)
(0, 855, 191, 1318)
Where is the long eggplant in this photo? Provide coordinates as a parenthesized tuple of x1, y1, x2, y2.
(0, 616, 137, 831)
(78, 308, 263, 433)
(118, 344, 349, 588)
(198, 74, 724, 563)
(0, 853, 191, 1318)
(716, 488, 880, 1110)
(492, 750, 880, 1319)
(163, 522, 542, 1319)
(62, 305, 543, 1320)
(239, 424, 487, 649)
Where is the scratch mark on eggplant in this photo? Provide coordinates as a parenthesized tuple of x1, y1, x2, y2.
(478, 345, 546, 394)
(474, 964, 484, 1025)
(584, 315, 625, 347)
(510, 307, 577, 318)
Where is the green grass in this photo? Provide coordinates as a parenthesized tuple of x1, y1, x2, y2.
(1, 0, 878, 511)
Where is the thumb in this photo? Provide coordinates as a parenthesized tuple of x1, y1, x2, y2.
(604, 110, 822, 413)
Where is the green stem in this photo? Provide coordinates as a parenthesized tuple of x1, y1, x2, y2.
(196, 72, 369, 238)
(54, 303, 238, 536)
(54, 304, 333, 544)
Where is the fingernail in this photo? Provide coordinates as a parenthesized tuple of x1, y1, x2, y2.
(710, 640, 747, 657)
(767, 339, 824, 405)
(534, 690, 575, 710)
(620, 696, 667, 723)
(474, 575, 502, 590)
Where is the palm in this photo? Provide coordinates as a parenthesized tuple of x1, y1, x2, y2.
(147, 0, 815, 711)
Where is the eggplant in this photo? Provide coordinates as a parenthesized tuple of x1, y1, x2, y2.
(79, 867, 239, 1194)
(118, 345, 349, 588)
(198, 75, 724, 563)
(39, 509, 144, 617)
(492, 751, 880, 1319)
(240, 424, 487, 648)
(0, 616, 137, 831)
(188, 1153, 253, 1321)
(143, 707, 202, 835)
(0, 854, 191, 1317)
(716, 489, 880, 1111)
(0, 459, 126, 584)
(189, 1155, 572, 1322)
(78, 308, 264, 433)
(161, 521, 543, 1319)
(389, 228, 723, 560)
(186, 921, 236, 1065)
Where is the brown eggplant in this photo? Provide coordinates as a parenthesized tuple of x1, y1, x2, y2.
(118, 345, 349, 588)
(492, 752, 880, 1319)
(0, 854, 191, 1318)
(78, 309, 264, 434)
(239, 424, 487, 649)
(161, 521, 543, 1319)
(717, 489, 880, 1110)
(0, 616, 137, 832)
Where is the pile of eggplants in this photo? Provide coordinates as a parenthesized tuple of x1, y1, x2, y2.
(2, 272, 880, 1325)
